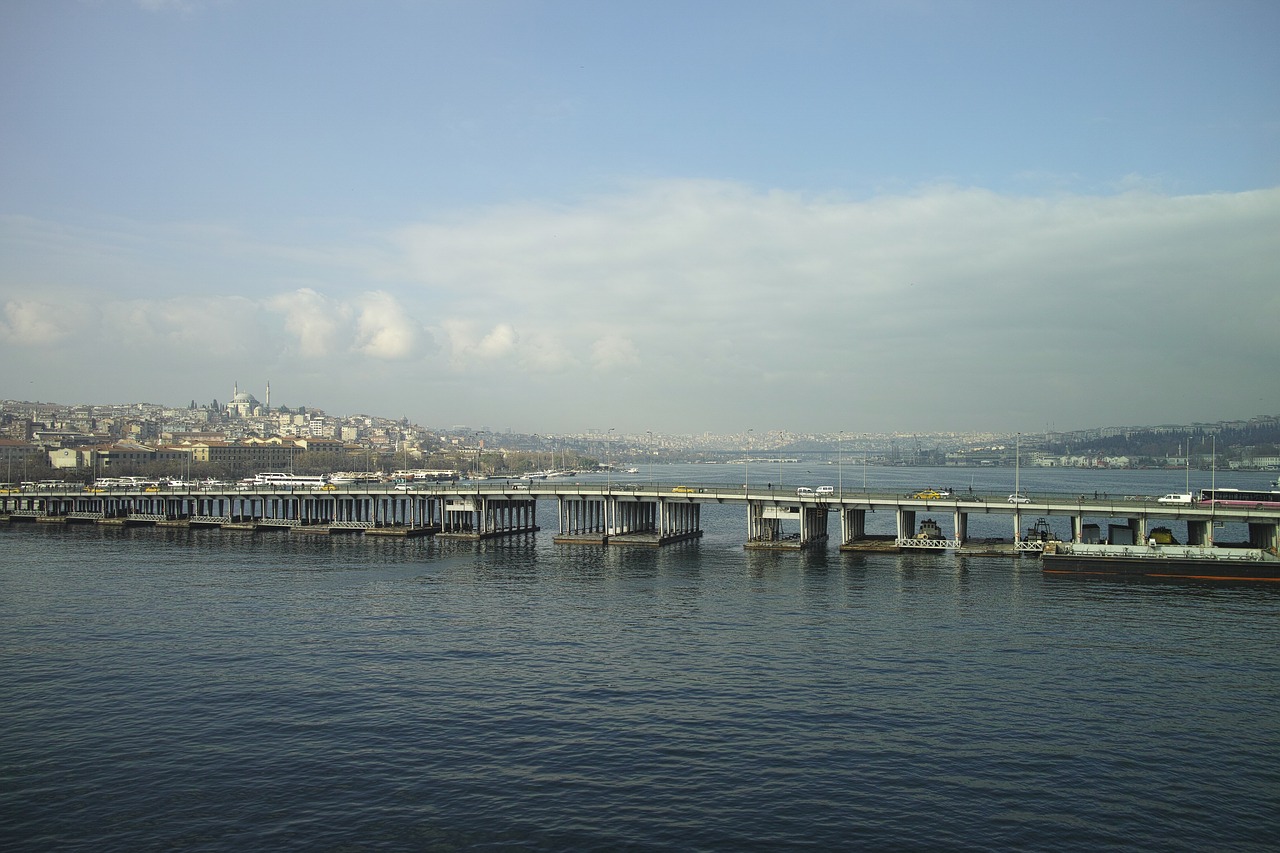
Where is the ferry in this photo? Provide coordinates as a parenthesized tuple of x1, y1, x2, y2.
(239, 472, 331, 489)
(328, 472, 382, 486)
(91, 476, 161, 490)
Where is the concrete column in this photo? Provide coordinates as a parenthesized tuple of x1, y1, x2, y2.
(842, 508, 866, 544)
(1248, 522, 1278, 550)
(897, 509, 915, 540)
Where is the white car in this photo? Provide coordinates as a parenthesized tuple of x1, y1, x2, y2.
(1157, 493, 1193, 504)
(1008, 493, 1031, 504)
(815, 485, 835, 495)
(796, 487, 815, 496)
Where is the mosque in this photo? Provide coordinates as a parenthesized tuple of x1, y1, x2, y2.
(226, 381, 270, 418)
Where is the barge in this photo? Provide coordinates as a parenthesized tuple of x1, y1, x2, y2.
(1042, 542, 1280, 582)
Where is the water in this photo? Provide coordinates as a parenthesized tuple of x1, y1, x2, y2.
(3, 467, 1279, 851)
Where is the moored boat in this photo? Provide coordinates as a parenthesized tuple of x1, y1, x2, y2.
(1042, 541, 1280, 581)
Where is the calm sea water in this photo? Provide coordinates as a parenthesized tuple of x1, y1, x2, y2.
(3, 466, 1278, 851)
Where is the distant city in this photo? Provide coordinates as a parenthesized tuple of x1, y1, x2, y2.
(1, 386, 1277, 483)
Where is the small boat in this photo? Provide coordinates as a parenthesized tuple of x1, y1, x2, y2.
(911, 518, 948, 548)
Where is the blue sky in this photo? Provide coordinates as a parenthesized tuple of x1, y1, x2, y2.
(2, 0, 1277, 434)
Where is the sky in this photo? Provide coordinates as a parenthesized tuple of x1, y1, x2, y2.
(2, 0, 1277, 435)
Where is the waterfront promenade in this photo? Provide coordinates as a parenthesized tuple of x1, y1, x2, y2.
(4, 480, 1278, 554)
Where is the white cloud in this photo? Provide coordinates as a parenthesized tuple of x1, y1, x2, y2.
(475, 322, 518, 360)
(440, 320, 519, 368)
(0, 300, 91, 345)
(354, 291, 420, 360)
(590, 334, 640, 371)
(267, 288, 352, 358)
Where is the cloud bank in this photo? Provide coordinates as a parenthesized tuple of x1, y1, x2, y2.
(2, 182, 1275, 431)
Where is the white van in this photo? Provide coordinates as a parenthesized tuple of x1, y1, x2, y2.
(796, 487, 815, 496)
(1157, 493, 1193, 504)
(815, 485, 835, 495)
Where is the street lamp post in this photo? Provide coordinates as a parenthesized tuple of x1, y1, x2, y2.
(1210, 434, 1216, 495)
(863, 435, 869, 491)
(606, 428, 615, 537)
(1210, 433, 1216, 544)
(745, 429, 753, 490)
(1015, 432, 1021, 498)
(607, 428, 615, 492)
(647, 430, 653, 485)
(838, 430, 843, 496)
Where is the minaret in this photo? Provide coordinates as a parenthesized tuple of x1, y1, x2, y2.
(266, 380, 270, 409)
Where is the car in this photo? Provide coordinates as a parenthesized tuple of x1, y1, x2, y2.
(911, 490, 942, 500)
(673, 486, 700, 493)
(815, 485, 835, 495)
(796, 487, 815, 496)
(1008, 493, 1031, 504)
(1157, 493, 1193, 504)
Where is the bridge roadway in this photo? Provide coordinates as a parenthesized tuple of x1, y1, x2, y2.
(3, 481, 1279, 553)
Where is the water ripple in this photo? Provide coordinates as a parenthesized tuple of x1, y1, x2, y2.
(2, 523, 1278, 851)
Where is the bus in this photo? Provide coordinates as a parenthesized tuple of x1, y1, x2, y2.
(1198, 488, 1280, 509)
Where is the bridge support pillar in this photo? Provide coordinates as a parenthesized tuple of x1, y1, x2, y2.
(1249, 521, 1278, 551)
(897, 509, 916, 540)
(839, 507, 866, 545)
(1186, 519, 1211, 546)
(554, 496, 608, 544)
(746, 501, 826, 550)
(439, 496, 538, 540)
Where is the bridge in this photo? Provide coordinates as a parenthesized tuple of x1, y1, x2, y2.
(3, 481, 1278, 554)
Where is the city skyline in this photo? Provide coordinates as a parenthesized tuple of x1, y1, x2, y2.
(3, 1, 1277, 434)
(4, 391, 1276, 451)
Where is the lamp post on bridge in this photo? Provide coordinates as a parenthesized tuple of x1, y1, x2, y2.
(647, 430, 653, 486)
(606, 428, 615, 493)
(1015, 432, 1021, 499)
(745, 429, 753, 491)
(863, 435, 869, 492)
(838, 430, 844, 496)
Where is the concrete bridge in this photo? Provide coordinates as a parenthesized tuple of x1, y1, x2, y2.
(3, 481, 1278, 554)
